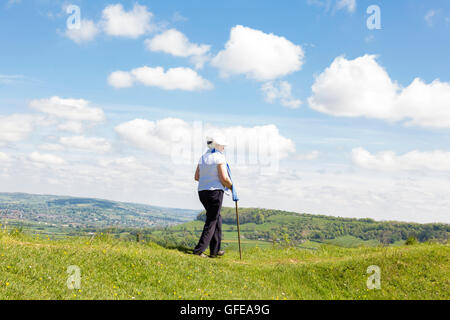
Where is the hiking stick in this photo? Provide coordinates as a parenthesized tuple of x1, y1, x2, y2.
(235, 200, 242, 260)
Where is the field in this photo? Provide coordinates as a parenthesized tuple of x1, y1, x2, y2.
(0, 229, 448, 300)
(1, 193, 448, 300)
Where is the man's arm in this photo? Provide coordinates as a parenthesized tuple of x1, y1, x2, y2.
(195, 165, 200, 181)
(218, 163, 232, 189)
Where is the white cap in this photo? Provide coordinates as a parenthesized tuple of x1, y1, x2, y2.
(206, 133, 228, 147)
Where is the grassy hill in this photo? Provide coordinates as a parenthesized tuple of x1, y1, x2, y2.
(0, 229, 448, 300)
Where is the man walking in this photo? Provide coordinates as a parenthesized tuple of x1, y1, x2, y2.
(193, 134, 232, 258)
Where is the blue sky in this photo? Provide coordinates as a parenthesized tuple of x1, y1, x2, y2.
(1, 0, 449, 223)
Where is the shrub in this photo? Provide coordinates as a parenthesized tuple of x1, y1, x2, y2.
(405, 236, 418, 245)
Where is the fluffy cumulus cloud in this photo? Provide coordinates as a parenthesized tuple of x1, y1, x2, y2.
(29, 96, 105, 133)
(261, 81, 302, 109)
(29, 96, 104, 122)
(352, 148, 450, 172)
(29, 152, 65, 166)
(308, 55, 450, 128)
(396, 78, 450, 128)
(100, 3, 154, 38)
(59, 136, 112, 153)
(107, 71, 134, 88)
(64, 19, 100, 44)
(108, 66, 213, 91)
(145, 29, 211, 69)
(211, 25, 304, 81)
(0, 114, 37, 145)
(115, 118, 295, 165)
(115, 118, 191, 156)
(63, 3, 155, 43)
(220, 124, 296, 163)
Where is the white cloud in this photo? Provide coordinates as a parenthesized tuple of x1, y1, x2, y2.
(294, 151, 320, 161)
(115, 118, 193, 156)
(234, 165, 450, 223)
(172, 12, 188, 23)
(145, 29, 211, 69)
(107, 71, 134, 88)
(108, 66, 213, 91)
(0, 114, 36, 145)
(336, 0, 356, 13)
(98, 156, 143, 169)
(7, 0, 21, 7)
(0, 74, 25, 85)
(59, 136, 112, 153)
(38, 143, 65, 152)
(211, 25, 304, 81)
(396, 78, 450, 128)
(261, 81, 302, 109)
(29, 152, 65, 166)
(308, 54, 450, 128)
(307, 0, 357, 13)
(352, 148, 450, 172)
(425, 9, 439, 26)
(0, 152, 11, 162)
(64, 19, 99, 44)
(29, 96, 105, 123)
(309, 55, 399, 119)
(220, 124, 296, 162)
(3, 142, 450, 223)
(101, 3, 154, 38)
(57, 121, 84, 133)
(115, 118, 296, 164)
(364, 34, 375, 43)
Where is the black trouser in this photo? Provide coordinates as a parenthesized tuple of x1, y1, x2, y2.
(193, 190, 224, 256)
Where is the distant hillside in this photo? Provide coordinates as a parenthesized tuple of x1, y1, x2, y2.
(143, 207, 449, 250)
(0, 193, 199, 233)
(2, 193, 448, 249)
(195, 207, 449, 245)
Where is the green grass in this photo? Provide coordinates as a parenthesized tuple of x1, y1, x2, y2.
(325, 236, 381, 248)
(0, 229, 448, 300)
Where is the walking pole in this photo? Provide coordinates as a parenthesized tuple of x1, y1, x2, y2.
(227, 164, 242, 260)
(235, 198, 242, 260)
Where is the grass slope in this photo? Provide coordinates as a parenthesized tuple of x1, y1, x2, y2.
(0, 231, 448, 300)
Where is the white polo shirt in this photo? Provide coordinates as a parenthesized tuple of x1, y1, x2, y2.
(197, 149, 226, 192)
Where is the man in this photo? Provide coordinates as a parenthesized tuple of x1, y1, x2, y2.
(193, 134, 232, 258)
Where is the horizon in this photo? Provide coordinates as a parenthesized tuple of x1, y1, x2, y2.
(1, 191, 447, 226)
